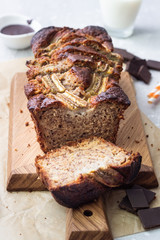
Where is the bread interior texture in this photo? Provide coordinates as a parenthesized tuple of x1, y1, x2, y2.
(36, 137, 131, 188)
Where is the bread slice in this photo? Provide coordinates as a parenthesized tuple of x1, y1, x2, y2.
(25, 25, 130, 153)
(35, 137, 141, 208)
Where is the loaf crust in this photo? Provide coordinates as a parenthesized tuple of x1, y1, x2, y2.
(25, 26, 130, 152)
(35, 137, 142, 208)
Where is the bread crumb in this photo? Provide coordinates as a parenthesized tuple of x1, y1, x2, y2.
(27, 144, 31, 147)
(135, 140, 139, 144)
(151, 144, 153, 147)
(20, 109, 23, 113)
(7, 102, 10, 108)
(25, 122, 29, 126)
(15, 148, 18, 151)
(146, 135, 149, 138)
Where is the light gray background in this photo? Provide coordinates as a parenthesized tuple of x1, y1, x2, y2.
(0, 1, 160, 239)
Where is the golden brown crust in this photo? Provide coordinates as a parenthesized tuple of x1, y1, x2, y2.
(25, 25, 127, 111)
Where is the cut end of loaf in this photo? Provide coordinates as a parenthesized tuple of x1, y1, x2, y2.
(35, 137, 141, 208)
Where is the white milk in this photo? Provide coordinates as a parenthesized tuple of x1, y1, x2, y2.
(99, 0, 142, 37)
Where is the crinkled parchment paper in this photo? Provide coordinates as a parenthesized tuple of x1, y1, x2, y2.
(0, 58, 160, 240)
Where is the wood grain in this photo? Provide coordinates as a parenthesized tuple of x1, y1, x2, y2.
(7, 71, 158, 191)
(66, 196, 112, 240)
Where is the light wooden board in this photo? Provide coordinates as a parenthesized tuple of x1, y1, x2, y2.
(7, 71, 158, 191)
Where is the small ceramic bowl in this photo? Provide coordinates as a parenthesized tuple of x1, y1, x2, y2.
(0, 14, 41, 49)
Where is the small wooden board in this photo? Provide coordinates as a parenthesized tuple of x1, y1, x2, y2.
(7, 72, 158, 191)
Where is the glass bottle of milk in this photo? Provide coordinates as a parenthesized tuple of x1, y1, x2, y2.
(99, 0, 142, 38)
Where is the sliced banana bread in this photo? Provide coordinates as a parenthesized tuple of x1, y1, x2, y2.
(25, 25, 130, 153)
(35, 137, 141, 208)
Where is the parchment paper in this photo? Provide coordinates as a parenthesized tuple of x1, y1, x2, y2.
(0, 58, 160, 240)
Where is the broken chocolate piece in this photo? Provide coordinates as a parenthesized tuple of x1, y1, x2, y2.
(147, 60, 160, 71)
(131, 185, 156, 204)
(126, 189, 149, 209)
(119, 195, 137, 215)
(138, 207, 160, 229)
(137, 65, 151, 84)
(126, 57, 147, 78)
(114, 48, 136, 61)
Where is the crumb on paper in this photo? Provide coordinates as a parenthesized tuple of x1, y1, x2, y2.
(15, 148, 18, 151)
(27, 144, 31, 147)
(7, 102, 10, 108)
(25, 122, 29, 126)
(20, 109, 23, 113)
(144, 123, 147, 125)
(146, 135, 149, 138)
(45, 217, 47, 220)
(135, 140, 139, 144)
(151, 144, 153, 147)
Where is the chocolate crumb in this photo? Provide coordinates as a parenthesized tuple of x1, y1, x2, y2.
(144, 123, 147, 125)
(27, 144, 31, 147)
(158, 148, 160, 151)
(135, 140, 140, 143)
(27, 19, 33, 25)
(45, 217, 47, 219)
(128, 136, 130, 139)
(146, 135, 149, 138)
(25, 122, 29, 126)
(20, 109, 23, 113)
(151, 144, 153, 147)
(131, 127, 134, 129)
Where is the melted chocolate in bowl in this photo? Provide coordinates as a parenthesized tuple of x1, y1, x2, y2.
(1, 24, 34, 35)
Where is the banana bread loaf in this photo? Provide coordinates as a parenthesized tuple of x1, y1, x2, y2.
(25, 26, 130, 152)
(35, 137, 142, 208)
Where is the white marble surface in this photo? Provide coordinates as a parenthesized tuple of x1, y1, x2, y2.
(0, 1, 160, 239)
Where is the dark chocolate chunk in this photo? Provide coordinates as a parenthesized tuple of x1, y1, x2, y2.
(119, 195, 137, 215)
(126, 189, 149, 209)
(137, 65, 151, 84)
(114, 48, 136, 61)
(138, 207, 160, 229)
(131, 185, 156, 204)
(147, 60, 160, 71)
(126, 57, 147, 78)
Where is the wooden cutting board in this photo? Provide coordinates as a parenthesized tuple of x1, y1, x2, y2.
(7, 71, 158, 240)
(7, 71, 158, 191)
